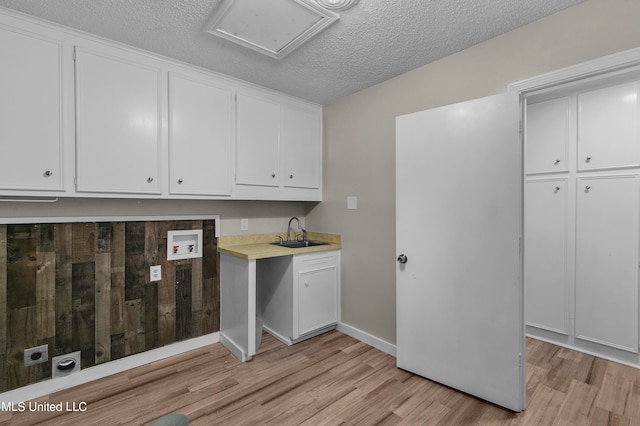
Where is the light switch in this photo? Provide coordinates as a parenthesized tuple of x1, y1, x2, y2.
(150, 265, 161, 282)
(347, 196, 358, 210)
(241, 218, 249, 231)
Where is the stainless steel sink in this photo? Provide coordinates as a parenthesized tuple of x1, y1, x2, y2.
(270, 240, 329, 248)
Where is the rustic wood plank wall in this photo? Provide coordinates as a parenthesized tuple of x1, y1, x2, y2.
(0, 219, 219, 393)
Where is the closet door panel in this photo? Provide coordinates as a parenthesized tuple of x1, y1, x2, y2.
(575, 175, 639, 352)
(578, 82, 640, 171)
(524, 179, 569, 334)
(526, 97, 570, 175)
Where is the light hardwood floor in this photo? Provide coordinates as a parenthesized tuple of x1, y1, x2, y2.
(2, 331, 639, 425)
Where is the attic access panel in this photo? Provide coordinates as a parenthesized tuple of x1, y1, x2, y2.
(206, 0, 339, 59)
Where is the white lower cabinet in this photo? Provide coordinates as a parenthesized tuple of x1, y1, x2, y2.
(524, 178, 569, 335)
(259, 250, 340, 345)
(575, 175, 639, 352)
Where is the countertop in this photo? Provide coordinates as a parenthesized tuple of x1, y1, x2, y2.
(218, 232, 341, 260)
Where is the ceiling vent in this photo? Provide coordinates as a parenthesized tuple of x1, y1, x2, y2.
(205, 0, 339, 60)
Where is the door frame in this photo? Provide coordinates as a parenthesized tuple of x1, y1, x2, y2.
(509, 48, 640, 97)
(511, 47, 640, 375)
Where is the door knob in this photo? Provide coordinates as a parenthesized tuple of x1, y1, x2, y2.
(397, 254, 408, 264)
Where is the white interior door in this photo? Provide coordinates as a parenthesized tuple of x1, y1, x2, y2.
(396, 93, 525, 412)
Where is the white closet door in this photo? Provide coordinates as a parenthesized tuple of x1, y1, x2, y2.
(524, 179, 569, 334)
(575, 174, 639, 353)
(578, 82, 640, 171)
(525, 97, 570, 175)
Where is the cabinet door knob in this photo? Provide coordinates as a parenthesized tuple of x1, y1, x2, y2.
(555, 186, 560, 192)
(178, 179, 183, 184)
(304, 281, 310, 287)
(271, 173, 276, 178)
(147, 177, 154, 183)
(585, 185, 591, 192)
(586, 156, 592, 162)
(397, 254, 408, 264)
(554, 159, 560, 165)
(44, 170, 53, 177)
(289, 174, 294, 179)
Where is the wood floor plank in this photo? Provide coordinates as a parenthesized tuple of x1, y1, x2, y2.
(5, 333, 640, 425)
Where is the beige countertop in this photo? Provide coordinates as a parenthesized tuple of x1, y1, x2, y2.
(218, 232, 341, 260)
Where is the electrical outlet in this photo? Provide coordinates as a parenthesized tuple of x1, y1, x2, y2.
(24, 344, 48, 367)
(52, 351, 81, 378)
(150, 265, 161, 282)
(240, 218, 249, 231)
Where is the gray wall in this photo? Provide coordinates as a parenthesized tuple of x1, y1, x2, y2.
(307, 0, 640, 345)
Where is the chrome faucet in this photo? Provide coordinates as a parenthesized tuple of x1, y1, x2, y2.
(287, 216, 306, 242)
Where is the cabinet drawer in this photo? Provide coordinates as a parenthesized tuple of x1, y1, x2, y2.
(294, 250, 339, 271)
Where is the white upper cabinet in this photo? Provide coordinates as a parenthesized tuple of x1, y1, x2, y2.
(525, 97, 570, 175)
(578, 81, 640, 171)
(235, 92, 281, 187)
(0, 9, 323, 200)
(0, 26, 64, 192)
(168, 72, 233, 196)
(235, 90, 322, 200)
(282, 104, 322, 189)
(74, 47, 162, 194)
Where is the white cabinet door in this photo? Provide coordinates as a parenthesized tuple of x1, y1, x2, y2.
(293, 251, 339, 339)
(282, 104, 321, 189)
(524, 179, 569, 334)
(578, 82, 640, 171)
(75, 47, 161, 194)
(525, 97, 570, 175)
(0, 27, 63, 191)
(168, 72, 233, 196)
(297, 266, 338, 336)
(575, 174, 639, 353)
(235, 92, 280, 187)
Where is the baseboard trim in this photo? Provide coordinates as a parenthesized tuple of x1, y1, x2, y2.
(0, 332, 220, 404)
(220, 332, 251, 362)
(337, 322, 396, 357)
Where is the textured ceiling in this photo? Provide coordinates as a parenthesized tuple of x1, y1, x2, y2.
(0, 0, 586, 105)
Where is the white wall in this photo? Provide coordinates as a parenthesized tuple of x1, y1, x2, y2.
(0, 198, 306, 236)
(306, 0, 640, 345)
